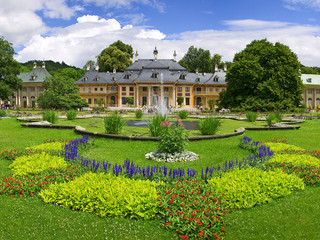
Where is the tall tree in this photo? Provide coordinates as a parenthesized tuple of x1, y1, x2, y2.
(219, 39, 304, 110)
(97, 41, 133, 72)
(37, 68, 88, 109)
(0, 36, 22, 101)
(179, 46, 211, 73)
(83, 60, 96, 70)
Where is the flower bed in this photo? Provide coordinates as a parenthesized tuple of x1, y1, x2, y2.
(145, 150, 199, 163)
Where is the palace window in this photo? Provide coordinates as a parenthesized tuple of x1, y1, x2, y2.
(82, 87, 86, 92)
(185, 87, 190, 92)
(143, 87, 147, 92)
(153, 87, 158, 92)
(122, 87, 126, 91)
(186, 98, 190, 105)
(111, 86, 116, 92)
(22, 88, 26, 92)
(122, 97, 126, 104)
(31, 87, 35, 92)
(100, 87, 103, 91)
(164, 87, 169, 92)
(178, 87, 182, 92)
(88, 98, 92, 104)
(308, 89, 312, 94)
(215, 88, 219, 93)
(94, 88, 98, 92)
(130, 87, 134, 92)
(209, 88, 213, 93)
(94, 98, 97, 104)
(39, 87, 44, 92)
(196, 87, 201, 92)
(88, 87, 92, 93)
(316, 90, 320, 94)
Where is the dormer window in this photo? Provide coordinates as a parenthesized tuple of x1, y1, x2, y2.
(94, 76, 99, 81)
(83, 77, 88, 81)
(195, 77, 200, 82)
(112, 77, 116, 81)
(213, 76, 219, 82)
(306, 78, 312, 83)
(179, 74, 186, 80)
(31, 75, 37, 80)
(152, 72, 159, 78)
(125, 73, 131, 79)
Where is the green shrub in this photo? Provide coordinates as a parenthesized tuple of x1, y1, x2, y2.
(135, 109, 143, 119)
(157, 179, 226, 240)
(317, 113, 320, 119)
(43, 111, 58, 124)
(39, 172, 159, 219)
(268, 154, 320, 167)
(266, 113, 277, 126)
(26, 142, 65, 151)
(67, 110, 77, 120)
(9, 152, 68, 176)
(208, 167, 304, 210)
(147, 114, 167, 137)
(177, 110, 189, 119)
(158, 119, 188, 154)
(104, 114, 125, 134)
(198, 117, 221, 135)
(274, 112, 282, 122)
(263, 142, 304, 152)
(0, 109, 7, 117)
(246, 112, 258, 122)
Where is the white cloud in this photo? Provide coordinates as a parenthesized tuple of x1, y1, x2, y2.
(42, 0, 83, 19)
(283, 0, 320, 11)
(15, 17, 320, 68)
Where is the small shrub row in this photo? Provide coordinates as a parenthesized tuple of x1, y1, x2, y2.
(267, 154, 320, 167)
(0, 165, 83, 197)
(157, 179, 226, 240)
(208, 167, 305, 210)
(26, 142, 65, 151)
(0, 148, 61, 161)
(39, 172, 159, 220)
(263, 142, 304, 153)
(135, 109, 143, 119)
(266, 113, 282, 126)
(9, 152, 68, 176)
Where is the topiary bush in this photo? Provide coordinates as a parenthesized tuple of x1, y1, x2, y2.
(9, 152, 68, 176)
(67, 110, 77, 120)
(198, 117, 221, 135)
(43, 111, 58, 124)
(178, 110, 189, 119)
(135, 109, 143, 119)
(39, 172, 159, 219)
(246, 112, 258, 122)
(104, 114, 125, 134)
(208, 167, 305, 210)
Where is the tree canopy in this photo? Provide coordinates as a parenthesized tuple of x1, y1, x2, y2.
(219, 39, 304, 111)
(97, 41, 133, 72)
(0, 36, 22, 101)
(37, 68, 88, 110)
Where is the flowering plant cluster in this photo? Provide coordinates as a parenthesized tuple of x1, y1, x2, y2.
(276, 149, 320, 159)
(1, 165, 83, 198)
(157, 179, 226, 240)
(0, 148, 62, 161)
(43, 139, 71, 143)
(145, 150, 199, 163)
(238, 136, 260, 153)
(261, 162, 320, 186)
(158, 117, 188, 154)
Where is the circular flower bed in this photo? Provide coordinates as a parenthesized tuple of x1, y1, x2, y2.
(145, 149, 199, 162)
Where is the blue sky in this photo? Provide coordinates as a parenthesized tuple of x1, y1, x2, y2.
(1, 0, 320, 68)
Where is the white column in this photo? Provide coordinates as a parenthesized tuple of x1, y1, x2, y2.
(172, 86, 176, 107)
(136, 86, 139, 106)
(148, 86, 151, 106)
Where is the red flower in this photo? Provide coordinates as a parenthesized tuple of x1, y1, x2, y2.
(180, 235, 188, 240)
(30, 192, 34, 196)
(198, 230, 204, 236)
(12, 195, 15, 198)
(221, 227, 225, 232)
(197, 222, 202, 226)
(165, 222, 171, 226)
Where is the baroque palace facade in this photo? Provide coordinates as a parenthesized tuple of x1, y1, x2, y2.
(75, 49, 227, 109)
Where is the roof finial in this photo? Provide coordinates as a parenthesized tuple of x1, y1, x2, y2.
(215, 64, 218, 72)
(153, 46, 158, 61)
(33, 62, 37, 69)
(173, 49, 177, 62)
(42, 61, 45, 69)
(135, 50, 139, 62)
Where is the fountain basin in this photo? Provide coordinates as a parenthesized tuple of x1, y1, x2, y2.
(126, 120, 199, 130)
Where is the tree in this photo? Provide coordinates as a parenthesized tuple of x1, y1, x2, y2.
(177, 97, 184, 107)
(96, 98, 105, 107)
(37, 68, 88, 109)
(219, 39, 304, 110)
(211, 54, 223, 70)
(208, 99, 216, 110)
(83, 60, 96, 70)
(179, 46, 211, 73)
(125, 97, 133, 106)
(97, 41, 133, 72)
(0, 36, 22, 101)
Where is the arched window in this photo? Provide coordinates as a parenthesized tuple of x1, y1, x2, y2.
(316, 98, 320, 107)
(308, 98, 312, 107)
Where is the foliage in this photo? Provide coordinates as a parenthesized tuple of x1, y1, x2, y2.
(43, 110, 58, 124)
(82, 60, 96, 70)
(145, 150, 199, 163)
(0, 36, 22, 101)
(157, 179, 226, 240)
(0, 165, 83, 197)
(158, 118, 188, 154)
(267, 154, 320, 167)
(26, 142, 65, 152)
(67, 109, 77, 120)
(238, 136, 260, 153)
(125, 97, 133, 105)
(9, 152, 68, 176)
(261, 162, 320, 186)
(219, 39, 304, 110)
(266, 113, 277, 126)
(97, 41, 133, 72)
(208, 167, 305, 210)
(263, 142, 304, 152)
(246, 112, 258, 122)
(96, 99, 105, 107)
(39, 172, 159, 219)
(274, 112, 282, 122)
(135, 109, 143, 119)
(37, 68, 88, 110)
(208, 99, 215, 111)
(177, 97, 184, 107)
(0, 109, 7, 117)
(147, 114, 167, 137)
(21, 60, 82, 75)
(178, 46, 212, 73)
(178, 110, 189, 119)
(104, 114, 125, 134)
(198, 117, 221, 135)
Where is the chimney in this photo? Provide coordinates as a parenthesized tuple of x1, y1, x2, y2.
(173, 49, 177, 62)
(86, 64, 90, 71)
(113, 68, 116, 74)
(95, 64, 99, 71)
(224, 64, 227, 72)
(33, 62, 37, 69)
(153, 46, 158, 61)
(196, 68, 199, 74)
(42, 61, 45, 69)
(135, 50, 139, 62)
(215, 64, 218, 72)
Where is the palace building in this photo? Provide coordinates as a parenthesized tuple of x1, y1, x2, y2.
(301, 74, 320, 108)
(75, 48, 227, 109)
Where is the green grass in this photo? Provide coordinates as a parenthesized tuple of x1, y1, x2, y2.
(1, 117, 320, 239)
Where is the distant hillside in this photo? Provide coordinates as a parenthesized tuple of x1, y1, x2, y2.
(20, 60, 80, 75)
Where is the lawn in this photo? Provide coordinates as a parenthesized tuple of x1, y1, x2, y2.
(1, 117, 320, 239)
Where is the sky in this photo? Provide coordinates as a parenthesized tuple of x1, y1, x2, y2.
(1, 0, 320, 68)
